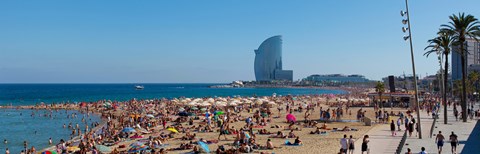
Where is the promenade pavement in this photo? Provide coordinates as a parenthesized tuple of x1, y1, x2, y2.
(353, 115, 407, 154)
(352, 123, 398, 154)
(400, 102, 480, 154)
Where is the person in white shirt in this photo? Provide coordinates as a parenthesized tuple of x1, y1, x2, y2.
(419, 147, 428, 154)
(340, 134, 348, 154)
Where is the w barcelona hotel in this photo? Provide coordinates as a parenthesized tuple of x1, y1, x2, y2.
(254, 35, 293, 82)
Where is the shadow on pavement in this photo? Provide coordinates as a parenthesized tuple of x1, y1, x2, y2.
(461, 120, 480, 153)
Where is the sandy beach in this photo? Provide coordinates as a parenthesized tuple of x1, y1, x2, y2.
(4, 89, 412, 154)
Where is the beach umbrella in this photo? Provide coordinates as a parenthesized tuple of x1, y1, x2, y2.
(188, 102, 198, 106)
(191, 107, 199, 110)
(268, 101, 277, 106)
(178, 107, 185, 112)
(214, 101, 225, 106)
(200, 102, 211, 106)
(146, 114, 155, 118)
(286, 114, 296, 123)
(122, 127, 136, 133)
(255, 99, 264, 105)
(207, 98, 215, 103)
(214, 111, 225, 115)
(103, 102, 112, 107)
(41, 150, 57, 154)
(198, 141, 210, 153)
(167, 127, 179, 133)
(128, 145, 149, 153)
(218, 103, 227, 107)
(228, 102, 237, 106)
(200, 108, 207, 111)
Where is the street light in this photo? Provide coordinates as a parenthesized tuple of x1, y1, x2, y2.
(401, 0, 422, 139)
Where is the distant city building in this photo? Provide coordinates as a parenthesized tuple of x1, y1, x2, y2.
(452, 38, 480, 80)
(383, 74, 451, 93)
(382, 75, 418, 91)
(254, 35, 293, 81)
(303, 74, 369, 83)
(469, 64, 480, 73)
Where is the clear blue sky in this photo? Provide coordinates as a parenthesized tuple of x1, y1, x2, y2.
(1, 0, 479, 83)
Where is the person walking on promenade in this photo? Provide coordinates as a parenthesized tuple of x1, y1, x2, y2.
(419, 147, 427, 154)
(454, 107, 459, 121)
(408, 122, 414, 137)
(390, 120, 396, 136)
(435, 131, 445, 154)
(397, 118, 402, 131)
(348, 135, 355, 154)
(449, 131, 458, 154)
(406, 148, 412, 154)
(361, 135, 369, 154)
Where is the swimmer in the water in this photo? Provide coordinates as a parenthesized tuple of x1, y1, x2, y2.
(3, 139, 7, 144)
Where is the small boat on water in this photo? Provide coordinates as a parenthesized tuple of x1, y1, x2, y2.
(135, 85, 144, 90)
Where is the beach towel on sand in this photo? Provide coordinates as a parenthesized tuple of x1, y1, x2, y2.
(284, 140, 302, 146)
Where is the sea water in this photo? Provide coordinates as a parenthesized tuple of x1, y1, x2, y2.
(0, 84, 345, 105)
(0, 109, 101, 153)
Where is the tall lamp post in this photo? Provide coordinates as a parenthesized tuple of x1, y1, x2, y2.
(401, 0, 422, 139)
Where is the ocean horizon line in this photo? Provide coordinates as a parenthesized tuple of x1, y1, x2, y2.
(0, 82, 229, 85)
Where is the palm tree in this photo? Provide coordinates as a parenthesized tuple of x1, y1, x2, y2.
(453, 80, 463, 98)
(424, 31, 455, 124)
(471, 71, 480, 92)
(375, 81, 385, 109)
(441, 13, 480, 122)
(467, 71, 480, 97)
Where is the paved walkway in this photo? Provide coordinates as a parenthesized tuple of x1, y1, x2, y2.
(400, 102, 480, 154)
(350, 102, 480, 154)
(352, 121, 403, 154)
(352, 114, 419, 154)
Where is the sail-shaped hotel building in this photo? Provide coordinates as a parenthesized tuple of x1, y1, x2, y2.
(254, 35, 293, 82)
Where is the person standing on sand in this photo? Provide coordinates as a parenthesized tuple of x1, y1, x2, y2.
(340, 134, 348, 154)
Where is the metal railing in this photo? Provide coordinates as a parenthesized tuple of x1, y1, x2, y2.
(395, 130, 408, 154)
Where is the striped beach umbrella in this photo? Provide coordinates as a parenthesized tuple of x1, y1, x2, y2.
(41, 150, 58, 154)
